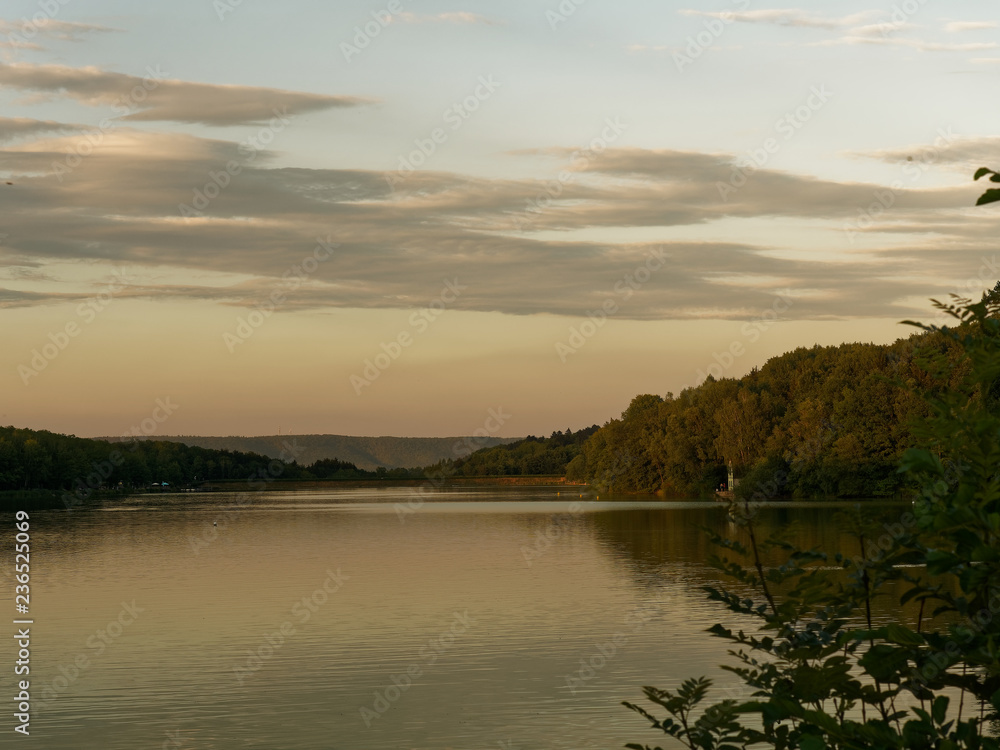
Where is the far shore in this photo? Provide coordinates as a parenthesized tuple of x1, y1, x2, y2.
(199, 475, 588, 491)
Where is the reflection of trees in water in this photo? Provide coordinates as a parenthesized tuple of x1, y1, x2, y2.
(586, 503, 947, 627)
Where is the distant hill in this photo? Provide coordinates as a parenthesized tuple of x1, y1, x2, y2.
(95, 434, 520, 471)
(423, 426, 600, 478)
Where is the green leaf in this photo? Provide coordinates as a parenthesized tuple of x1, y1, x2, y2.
(926, 549, 961, 575)
(886, 622, 924, 646)
(932, 695, 949, 725)
(976, 188, 1000, 206)
(858, 644, 910, 682)
(974, 167, 993, 180)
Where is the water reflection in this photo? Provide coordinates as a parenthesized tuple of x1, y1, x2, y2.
(1, 491, 925, 750)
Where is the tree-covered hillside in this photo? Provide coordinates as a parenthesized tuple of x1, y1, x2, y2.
(96, 433, 519, 471)
(0, 427, 426, 498)
(578, 328, 965, 498)
(0, 424, 595, 504)
(425, 426, 599, 477)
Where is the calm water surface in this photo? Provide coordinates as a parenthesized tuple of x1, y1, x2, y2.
(2, 487, 912, 749)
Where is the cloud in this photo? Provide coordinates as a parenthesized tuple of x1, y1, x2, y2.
(0, 287, 80, 308)
(679, 10, 999, 54)
(814, 35, 997, 52)
(0, 116, 86, 143)
(0, 63, 372, 126)
(944, 21, 998, 32)
(626, 43, 742, 54)
(0, 119, 994, 324)
(849, 136, 1000, 169)
(0, 18, 119, 55)
(848, 22, 915, 38)
(396, 12, 502, 26)
(971, 57, 1000, 64)
(626, 44, 670, 53)
(679, 9, 878, 29)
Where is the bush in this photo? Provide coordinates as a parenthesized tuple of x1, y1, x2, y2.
(624, 295, 1000, 749)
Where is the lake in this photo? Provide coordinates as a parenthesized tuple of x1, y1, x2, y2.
(2, 487, 913, 749)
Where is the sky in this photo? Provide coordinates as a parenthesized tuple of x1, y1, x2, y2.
(1, 0, 999, 440)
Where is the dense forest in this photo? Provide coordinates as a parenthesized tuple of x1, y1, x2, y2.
(0, 424, 593, 505)
(101, 433, 518, 471)
(577, 326, 967, 498)
(0, 427, 427, 498)
(423, 426, 599, 477)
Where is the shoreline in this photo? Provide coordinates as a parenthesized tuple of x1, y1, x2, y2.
(198, 476, 588, 491)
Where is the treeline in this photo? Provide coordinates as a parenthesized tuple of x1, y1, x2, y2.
(0, 424, 595, 501)
(577, 327, 966, 498)
(424, 426, 599, 477)
(0, 427, 426, 496)
(3, 319, 980, 502)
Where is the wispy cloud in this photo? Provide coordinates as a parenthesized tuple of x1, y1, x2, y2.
(0, 116, 86, 143)
(944, 20, 998, 33)
(680, 9, 999, 54)
(0, 19, 119, 55)
(396, 12, 503, 26)
(812, 35, 997, 52)
(679, 9, 879, 29)
(627, 44, 669, 54)
(0, 63, 373, 126)
(627, 43, 742, 54)
(848, 22, 915, 38)
(848, 136, 1000, 169)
